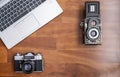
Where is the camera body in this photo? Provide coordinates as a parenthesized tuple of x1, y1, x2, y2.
(81, 1, 101, 44)
(14, 52, 43, 74)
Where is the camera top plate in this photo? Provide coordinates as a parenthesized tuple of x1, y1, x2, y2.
(85, 1, 100, 18)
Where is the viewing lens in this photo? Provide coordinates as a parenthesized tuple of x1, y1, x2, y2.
(90, 20, 96, 26)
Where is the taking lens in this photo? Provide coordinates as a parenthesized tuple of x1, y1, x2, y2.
(87, 27, 100, 40)
(90, 30, 97, 37)
(22, 61, 34, 74)
(24, 64, 32, 71)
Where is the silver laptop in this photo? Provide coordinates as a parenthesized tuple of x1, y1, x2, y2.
(0, 0, 63, 49)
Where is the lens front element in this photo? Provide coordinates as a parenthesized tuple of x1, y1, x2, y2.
(87, 28, 100, 40)
(22, 61, 34, 74)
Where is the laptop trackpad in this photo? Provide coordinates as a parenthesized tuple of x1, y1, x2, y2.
(14, 14, 39, 37)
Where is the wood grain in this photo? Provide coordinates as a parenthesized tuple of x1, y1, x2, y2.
(0, 0, 120, 77)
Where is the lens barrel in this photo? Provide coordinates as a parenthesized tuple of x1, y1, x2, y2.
(22, 61, 34, 74)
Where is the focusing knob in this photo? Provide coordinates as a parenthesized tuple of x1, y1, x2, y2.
(80, 21, 84, 28)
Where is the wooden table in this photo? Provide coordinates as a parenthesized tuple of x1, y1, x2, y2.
(0, 0, 120, 77)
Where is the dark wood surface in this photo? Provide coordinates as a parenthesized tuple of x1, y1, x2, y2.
(0, 0, 120, 77)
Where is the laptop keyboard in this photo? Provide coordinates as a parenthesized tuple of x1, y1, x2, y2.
(0, 0, 46, 32)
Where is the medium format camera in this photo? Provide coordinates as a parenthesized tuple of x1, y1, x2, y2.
(81, 1, 101, 44)
(14, 52, 43, 74)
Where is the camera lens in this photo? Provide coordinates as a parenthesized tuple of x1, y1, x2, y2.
(89, 18, 100, 27)
(87, 28, 100, 40)
(22, 61, 34, 74)
(24, 64, 32, 71)
(90, 30, 97, 37)
(90, 20, 97, 26)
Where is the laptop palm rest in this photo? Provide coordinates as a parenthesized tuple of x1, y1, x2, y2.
(14, 14, 39, 37)
(1, 14, 39, 49)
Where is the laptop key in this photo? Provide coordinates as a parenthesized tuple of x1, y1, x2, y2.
(0, 0, 46, 32)
(13, 11, 28, 23)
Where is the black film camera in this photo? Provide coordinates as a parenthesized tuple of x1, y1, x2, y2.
(14, 52, 43, 74)
(81, 1, 101, 44)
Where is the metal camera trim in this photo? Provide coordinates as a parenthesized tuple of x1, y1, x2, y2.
(80, 1, 101, 45)
(14, 52, 44, 74)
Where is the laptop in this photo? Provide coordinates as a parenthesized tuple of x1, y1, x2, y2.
(0, 0, 63, 49)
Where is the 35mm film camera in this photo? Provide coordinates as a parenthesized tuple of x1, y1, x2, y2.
(81, 1, 101, 44)
(14, 52, 43, 74)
